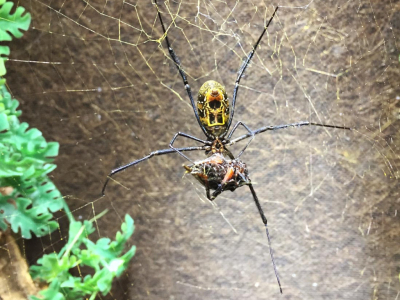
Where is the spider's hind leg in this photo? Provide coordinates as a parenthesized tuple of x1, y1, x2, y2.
(248, 183, 282, 293)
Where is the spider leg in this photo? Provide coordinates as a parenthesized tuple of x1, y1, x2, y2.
(102, 146, 206, 196)
(228, 121, 351, 146)
(226, 121, 255, 158)
(211, 184, 223, 200)
(206, 184, 212, 201)
(154, 0, 212, 139)
(169, 132, 211, 163)
(248, 183, 282, 294)
(223, 148, 235, 160)
(223, 6, 279, 137)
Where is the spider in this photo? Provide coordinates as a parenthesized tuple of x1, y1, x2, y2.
(102, 3, 350, 294)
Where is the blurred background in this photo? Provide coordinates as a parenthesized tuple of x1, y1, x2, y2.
(5, 0, 400, 299)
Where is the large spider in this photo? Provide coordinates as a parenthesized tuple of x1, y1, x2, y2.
(102, 3, 350, 293)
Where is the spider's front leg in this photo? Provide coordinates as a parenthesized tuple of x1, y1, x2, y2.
(102, 145, 206, 196)
(169, 132, 211, 163)
(226, 121, 254, 158)
(228, 121, 352, 147)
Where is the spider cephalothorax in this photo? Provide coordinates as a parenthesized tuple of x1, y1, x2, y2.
(197, 80, 229, 137)
(184, 153, 249, 200)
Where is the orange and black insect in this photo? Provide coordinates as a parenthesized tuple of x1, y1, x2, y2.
(102, 3, 351, 293)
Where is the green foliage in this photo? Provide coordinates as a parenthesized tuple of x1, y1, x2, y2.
(0, 0, 31, 76)
(0, 2, 136, 299)
(0, 85, 65, 238)
(30, 215, 136, 300)
(0, 1, 62, 239)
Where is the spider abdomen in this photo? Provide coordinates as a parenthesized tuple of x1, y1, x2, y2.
(184, 154, 250, 197)
(197, 80, 229, 137)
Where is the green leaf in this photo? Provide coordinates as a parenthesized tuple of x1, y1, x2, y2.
(3, 122, 60, 162)
(3, 197, 58, 239)
(0, 1, 31, 77)
(83, 215, 135, 260)
(0, 1, 31, 41)
(30, 253, 78, 283)
(0, 85, 21, 117)
(30, 279, 66, 300)
(0, 84, 65, 238)
(0, 167, 65, 237)
(0, 112, 8, 131)
(30, 214, 136, 300)
(58, 220, 96, 258)
(95, 270, 113, 293)
(115, 246, 136, 276)
(0, 45, 9, 76)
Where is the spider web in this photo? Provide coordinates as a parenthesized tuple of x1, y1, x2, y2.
(3, 0, 400, 299)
